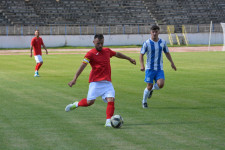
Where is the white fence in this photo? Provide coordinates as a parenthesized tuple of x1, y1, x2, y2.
(0, 33, 223, 48)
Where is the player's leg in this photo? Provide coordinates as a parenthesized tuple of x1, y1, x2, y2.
(34, 56, 40, 77)
(34, 55, 43, 77)
(102, 81, 115, 127)
(105, 97, 115, 127)
(72, 98, 95, 108)
(37, 62, 43, 70)
(154, 70, 165, 90)
(147, 70, 165, 100)
(36, 55, 43, 71)
(142, 69, 155, 108)
(65, 98, 95, 112)
(34, 62, 43, 76)
(144, 83, 153, 99)
(154, 79, 164, 89)
(65, 82, 98, 112)
(35, 63, 39, 73)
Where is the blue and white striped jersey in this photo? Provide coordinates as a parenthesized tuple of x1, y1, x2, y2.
(140, 38, 169, 70)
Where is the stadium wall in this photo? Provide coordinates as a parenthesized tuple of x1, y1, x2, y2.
(0, 33, 223, 48)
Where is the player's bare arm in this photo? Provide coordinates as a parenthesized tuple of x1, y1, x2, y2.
(30, 46, 33, 57)
(115, 52, 136, 65)
(42, 44, 48, 54)
(165, 52, 177, 71)
(68, 63, 87, 87)
(139, 53, 145, 71)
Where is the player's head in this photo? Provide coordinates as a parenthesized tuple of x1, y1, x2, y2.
(35, 30, 40, 37)
(93, 34, 104, 51)
(150, 25, 160, 41)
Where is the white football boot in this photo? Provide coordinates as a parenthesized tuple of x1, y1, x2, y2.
(65, 101, 78, 112)
(34, 71, 40, 77)
(104, 119, 112, 127)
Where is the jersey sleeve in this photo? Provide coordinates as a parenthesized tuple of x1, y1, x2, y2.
(109, 48, 116, 57)
(163, 41, 169, 53)
(83, 51, 91, 64)
(140, 41, 147, 54)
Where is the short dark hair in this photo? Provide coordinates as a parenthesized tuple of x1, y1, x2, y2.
(94, 34, 104, 40)
(151, 25, 160, 31)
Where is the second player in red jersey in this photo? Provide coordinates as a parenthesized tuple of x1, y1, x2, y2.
(30, 30, 48, 77)
(65, 34, 136, 127)
(31, 36, 44, 56)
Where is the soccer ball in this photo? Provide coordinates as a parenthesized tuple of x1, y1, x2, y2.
(110, 115, 123, 128)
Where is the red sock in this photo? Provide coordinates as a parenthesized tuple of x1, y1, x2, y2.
(35, 63, 39, 71)
(106, 101, 115, 119)
(78, 98, 89, 107)
(37, 63, 42, 70)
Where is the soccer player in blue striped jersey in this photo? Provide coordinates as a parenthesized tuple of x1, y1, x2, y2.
(140, 25, 177, 108)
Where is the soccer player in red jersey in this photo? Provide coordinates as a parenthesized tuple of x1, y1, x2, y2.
(65, 34, 136, 127)
(30, 30, 48, 77)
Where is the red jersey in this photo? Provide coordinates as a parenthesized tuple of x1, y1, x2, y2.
(83, 48, 116, 83)
(31, 37, 44, 56)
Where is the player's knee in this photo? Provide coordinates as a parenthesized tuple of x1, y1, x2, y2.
(158, 83, 164, 89)
(106, 97, 115, 102)
(157, 79, 164, 89)
(147, 85, 153, 91)
(87, 100, 95, 106)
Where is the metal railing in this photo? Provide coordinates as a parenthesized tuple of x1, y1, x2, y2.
(0, 24, 223, 35)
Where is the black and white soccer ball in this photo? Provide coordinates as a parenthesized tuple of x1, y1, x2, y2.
(110, 115, 124, 128)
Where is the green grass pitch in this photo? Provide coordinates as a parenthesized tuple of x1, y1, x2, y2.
(0, 52, 224, 150)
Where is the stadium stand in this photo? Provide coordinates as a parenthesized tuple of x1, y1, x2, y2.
(0, 12, 11, 26)
(0, 0, 155, 26)
(0, 0, 224, 26)
(144, 0, 225, 25)
(0, 0, 40, 25)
